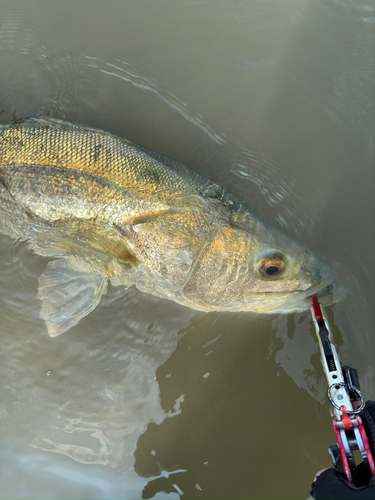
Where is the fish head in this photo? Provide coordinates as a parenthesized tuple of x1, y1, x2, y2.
(237, 211, 341, 313)
(181, 203, 342, 314)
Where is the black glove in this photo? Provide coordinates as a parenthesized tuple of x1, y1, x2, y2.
(311, 468, 375, 499)
(311, 401, 375, 499)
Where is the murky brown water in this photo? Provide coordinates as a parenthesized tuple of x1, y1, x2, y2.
(0, 1, 374, 498)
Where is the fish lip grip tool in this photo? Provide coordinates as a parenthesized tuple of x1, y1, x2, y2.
(311, 295, 375, 484)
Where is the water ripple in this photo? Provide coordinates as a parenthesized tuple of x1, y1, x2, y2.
(87, 56, 227, 145)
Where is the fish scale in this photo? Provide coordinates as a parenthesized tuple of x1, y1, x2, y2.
(0, 117, 214, 202)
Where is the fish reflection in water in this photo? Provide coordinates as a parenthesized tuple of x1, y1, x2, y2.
(0, 117, 339, 336)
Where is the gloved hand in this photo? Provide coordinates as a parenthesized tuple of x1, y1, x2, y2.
(311, 467, 375, 499)
(311, 401, 375, 500)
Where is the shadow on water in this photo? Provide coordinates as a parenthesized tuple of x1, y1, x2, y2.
(132, 309, 342, 499)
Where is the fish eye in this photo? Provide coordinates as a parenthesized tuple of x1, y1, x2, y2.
(260, 260, 286, 277)
(255, 251, 287, 278)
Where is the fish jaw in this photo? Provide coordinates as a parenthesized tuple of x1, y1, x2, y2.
(242, 282, 340, 315)
(260, 281, 347, 314)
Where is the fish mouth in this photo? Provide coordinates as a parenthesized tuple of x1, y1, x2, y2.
(272, 258, 344, 313)
(269, 281, 346, 313)
(312, 282, 346, 307)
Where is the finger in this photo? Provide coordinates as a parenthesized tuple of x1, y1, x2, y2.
(313, 467, 332, 483)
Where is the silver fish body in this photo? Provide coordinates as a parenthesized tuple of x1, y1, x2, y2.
(0, 118, 337, 335)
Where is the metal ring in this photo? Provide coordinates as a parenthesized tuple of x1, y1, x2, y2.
(328, 382, 365, 414)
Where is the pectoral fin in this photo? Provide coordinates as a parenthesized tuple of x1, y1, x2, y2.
(28, 219, 113, 260)
(38, 258, 108, 337)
